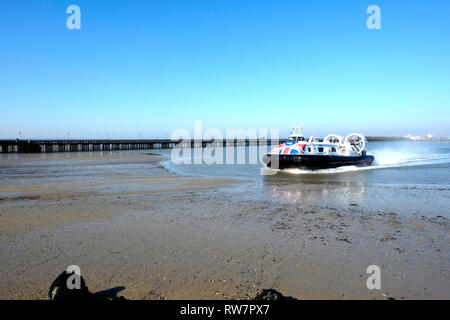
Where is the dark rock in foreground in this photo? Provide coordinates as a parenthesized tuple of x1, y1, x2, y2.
(48, 271, 125, 301)
(254, 289, 290, 300)
(49, 270, 292, 301)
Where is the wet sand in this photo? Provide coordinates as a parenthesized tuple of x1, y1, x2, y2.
(0, 152, 448, 299)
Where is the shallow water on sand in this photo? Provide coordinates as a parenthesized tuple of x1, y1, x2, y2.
(161, 141, 450, 217)
(1, 142, 449, 219)
(162, 141, 450, 184)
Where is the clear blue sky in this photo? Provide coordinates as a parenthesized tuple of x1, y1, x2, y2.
(1, 0, 449, 139)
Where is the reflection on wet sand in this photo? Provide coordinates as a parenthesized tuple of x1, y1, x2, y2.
(263, 170, 368, 208)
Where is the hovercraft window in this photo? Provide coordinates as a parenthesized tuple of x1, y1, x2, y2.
(318, 147, 324, 152)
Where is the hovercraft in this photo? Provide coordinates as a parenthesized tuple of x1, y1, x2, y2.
(263, 127, 375, 170)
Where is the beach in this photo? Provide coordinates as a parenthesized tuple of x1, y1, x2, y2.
(0, 149, 448, 299)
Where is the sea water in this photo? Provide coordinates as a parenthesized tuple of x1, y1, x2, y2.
(160, 141, 450, 217)
(1, 141, 448, 218)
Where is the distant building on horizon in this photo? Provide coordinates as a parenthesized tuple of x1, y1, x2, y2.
(404, 133, 447, 141)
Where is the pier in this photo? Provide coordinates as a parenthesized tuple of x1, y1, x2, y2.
(0, 136, 419, 153)
(0, 139, 279, 153)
